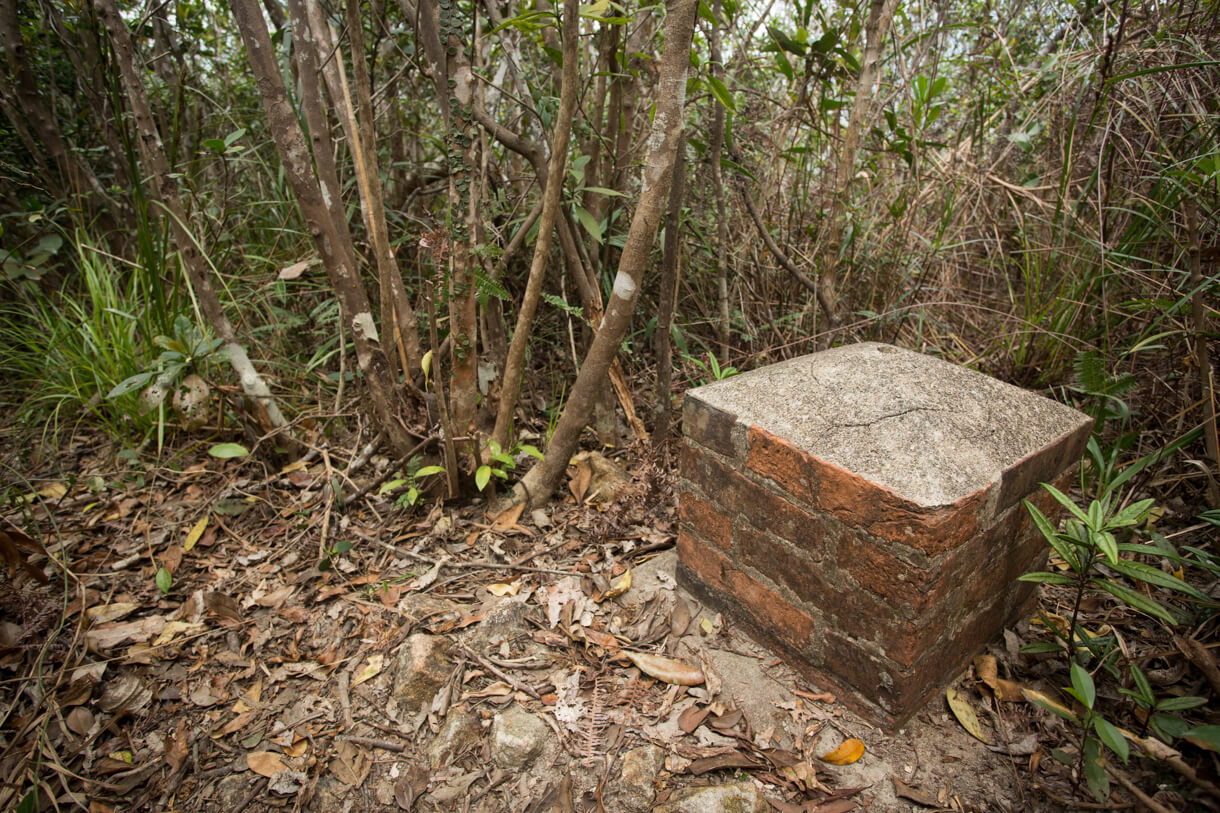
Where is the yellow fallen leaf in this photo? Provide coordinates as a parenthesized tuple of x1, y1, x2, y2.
(819, 738, 865, 765)
(1021, 687, 1076, 720)
(351, 654, 384, 688)
(37, 482, 67, 500)
(602, 569, 631, 600)
(283, 736, 310, 758)
(108, 750, 133, 764)
(153, 620, 204, 647)
(86, 603, 139, 624)
(624, 651, 704, 686)
(233, 680, 262, 713)
(973, 654, 998, 687)
(247, 751, 287, 777)
(280, 459, 309, 473)
(946, 688, 990, 744)
(486, 580, 521, 597)
(183, 515, 208, 552)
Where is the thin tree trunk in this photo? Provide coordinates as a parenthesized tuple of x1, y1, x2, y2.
(230, 0, 415, 455)
(343, 0, 424, 379)
(94, 0, 292, 442)
(1186, 201, 1219, 508)
(2, 0, 116, 216)
(491, 0, 580, 450)
(817, 0, 896, 347)
(516, 0, 697, 508)
(653, 128, 686, 446)
(708, 0, 730, 363)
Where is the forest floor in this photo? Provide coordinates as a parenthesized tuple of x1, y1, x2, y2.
(0, 426, 1211, 812)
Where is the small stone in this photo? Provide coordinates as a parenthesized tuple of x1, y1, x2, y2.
(489, 705, 547, 771)
(653, 780, 770, 812)
(425, 712, 482, 768)
(603, 744, 665, 812)
(390, 633, 452, 714)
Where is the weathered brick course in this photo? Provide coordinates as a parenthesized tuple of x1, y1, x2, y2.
(677, 343, 1092, 729)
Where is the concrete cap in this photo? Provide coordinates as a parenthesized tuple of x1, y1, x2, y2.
(688, 343, 1091, 507)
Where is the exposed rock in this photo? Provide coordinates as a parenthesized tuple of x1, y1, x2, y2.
(653, 780, 770, 813)
(464, 597, 532, 651)
(390, 633, 452, 713)
(602, 744, 665, 812)
(489, 705, 548, 771)
(424, 712, 482, 768)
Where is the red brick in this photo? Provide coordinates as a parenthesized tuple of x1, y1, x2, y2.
(683, 397, 740, 459)
(997, 421, 1093, 513)
(834, 528, 940, 614)
(678, 491, 733, 550)
(676, 528, 732, 594)
(678, 529, 814, 652)
(799, 452, 988, 556)
(746, 426, 819, 506)
(680, 442, 751, 510)
(823, 630, 966, 720)
(736, 524, 830, 606)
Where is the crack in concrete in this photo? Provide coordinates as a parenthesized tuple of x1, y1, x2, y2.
(833, 405, 948, 429)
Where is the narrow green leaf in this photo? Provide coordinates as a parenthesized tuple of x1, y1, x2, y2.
(1093, 717, 1129, 763)
(1185, 725, 1220, 751)
(1082, 738, 1110, 801)
(1107, 558, 1205, 599)
(416, 465, 446, 477)
(1096, 530, 1119, 565)
(107, 371, 157, 398)
(1043, 484, 1091, 526)
(519, 444, 543, 459)
(208, 443, 249, 459)
(156, 567, 172, 595)
(1018, 571, 1075, 585)
(1156, 695, 1207, 711)
(708, 75, 736, 112)
(574, 204, 603, 243)
(1071, 662, 1096, 709)
(1091, 578, 1179, 624)
(580, 186, 628, 198)
(379, 478, 407, 495)
(1111, 497, 1156, 527)
(475, 465, 491, 491)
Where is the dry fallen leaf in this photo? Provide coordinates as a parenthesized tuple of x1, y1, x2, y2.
(183, 515, 208, 552)
(601, 568, 631, 600)
(946, 688, 990, 744)
(65, 706, 94, 736)
(247, 750, 287, 777)
(624, 651, 704, 686)
(86, 603, 139, 625)
(818, 738, 865, 765)
(351, 654, 384, 688)
(486, 580, 522, 597)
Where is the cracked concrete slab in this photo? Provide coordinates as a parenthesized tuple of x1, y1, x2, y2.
(688, 342, 1089, 507)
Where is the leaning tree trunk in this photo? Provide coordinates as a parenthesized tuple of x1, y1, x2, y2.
(516, 0, 698, 508)
(93, 0, 292, 440)
(490, 0, 579, 451)
(229, 0, 416, 456)
(816, 0, 896, 347)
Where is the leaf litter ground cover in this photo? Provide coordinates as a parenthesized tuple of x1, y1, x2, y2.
(1, 428, 1217, 812)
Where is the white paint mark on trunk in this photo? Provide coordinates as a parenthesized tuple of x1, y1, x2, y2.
(352, 311, 379, 343)
(612, 272, 636, 301)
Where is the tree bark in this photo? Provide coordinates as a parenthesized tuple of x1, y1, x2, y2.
(516, 0, 697, 508)
(817, 0, 896, 346)
(707, 0, 731, 363)
(491, 0, 580, 450)
(229, 0, 415, 455)
(653, 128, 686, 446)
(93, 0, 292, 442)
(340, 0, 424, 379)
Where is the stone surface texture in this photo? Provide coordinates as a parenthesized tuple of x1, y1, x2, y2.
(677, 342, 1092, 729)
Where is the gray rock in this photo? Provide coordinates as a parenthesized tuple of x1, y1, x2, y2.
(425, 712, 483, 768)
(489, 705, 548, 771)
(391, 633, 452, 713)
(602, 744, 665, 812)
(464, 597, 532, 651)
(653, 780, 770, 813)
